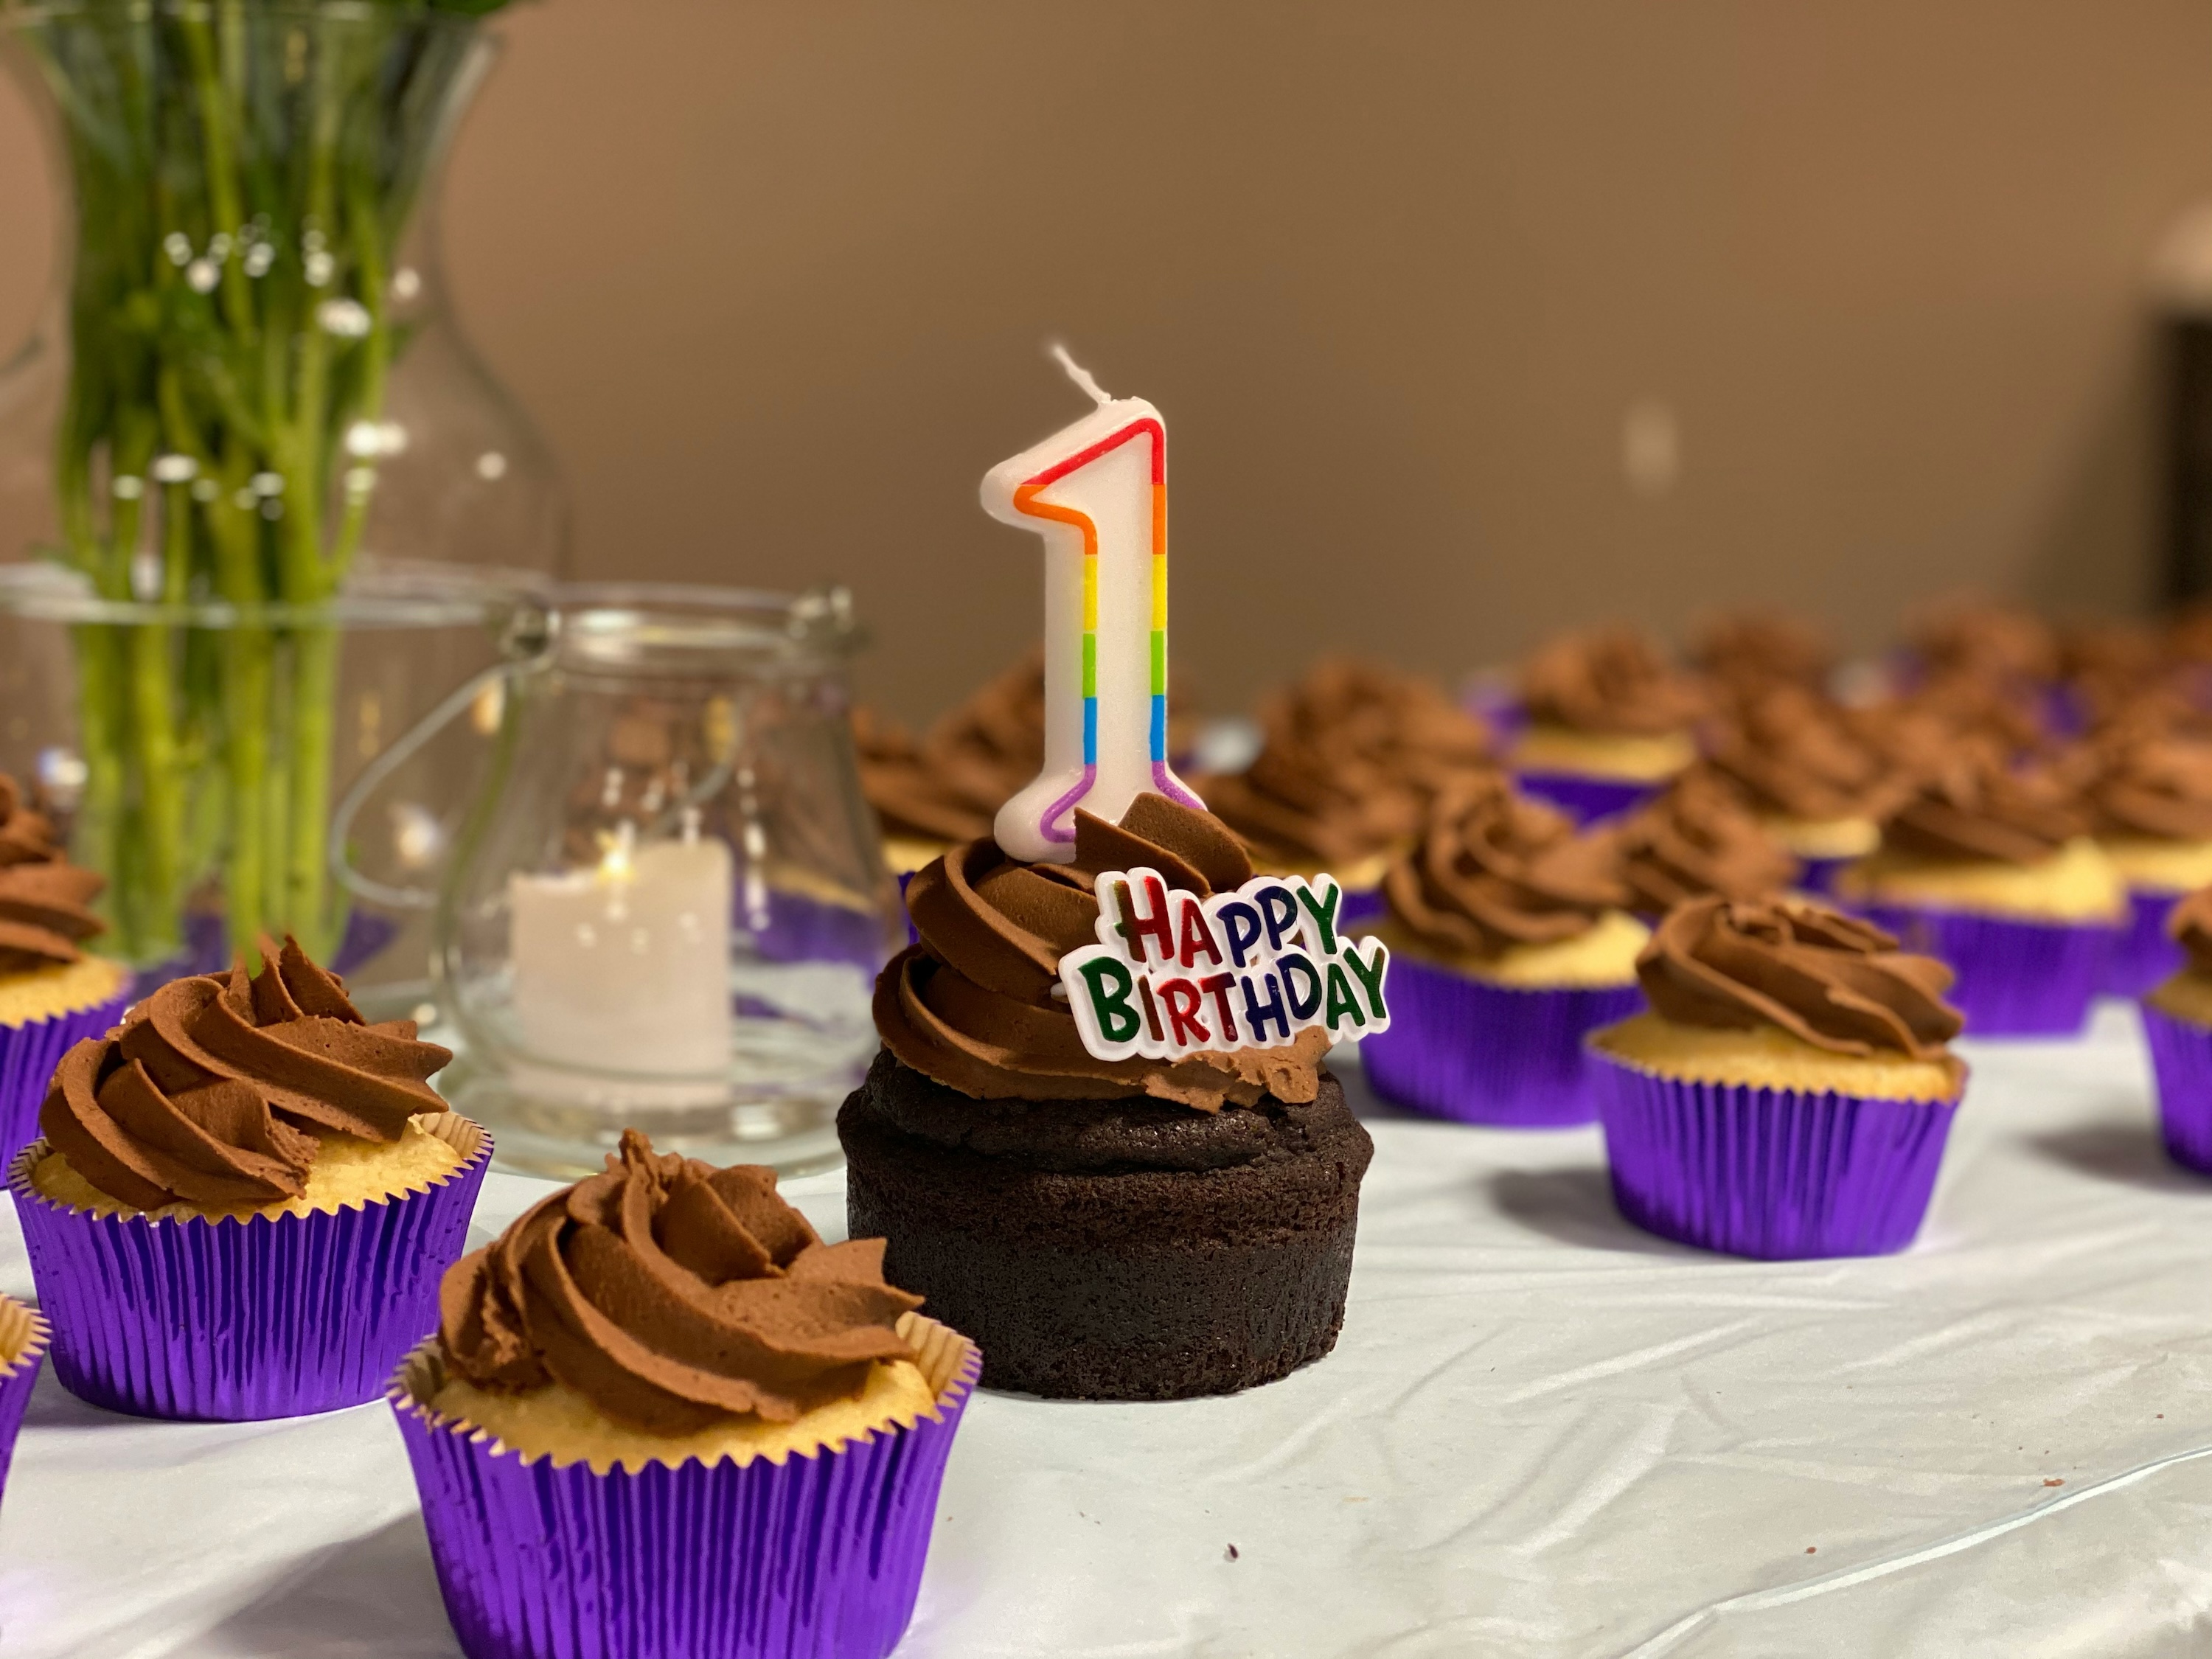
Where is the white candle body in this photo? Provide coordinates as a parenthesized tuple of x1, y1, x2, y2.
(509, 837, 734, 1077)
(982, 394, 1194, 863)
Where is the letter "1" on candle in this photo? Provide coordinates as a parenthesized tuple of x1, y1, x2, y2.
(981, 349, 1201, 863)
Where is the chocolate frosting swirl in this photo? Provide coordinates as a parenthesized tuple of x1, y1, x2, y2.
(1909, 602, 2059, 684)
(877, 793, 1326, 1112)
(2168, 887, 2212, 975)
(2083, 726, 2212, 843)
(1612, 771, 1801, 917)
(1638, 895, 1963, 1058)
(40, 936, 452, 1210)
(1708, 684, 1905, 824)
(1200, 660, 1492, 866)
(441, 1128, 920, 1434)
(1382, 779, 1632, 958)
(852, 655, 1040, 845)
(1879, 748, 2087, 865)
(0, 773, 105, 974)
(1691, 611, 1834, 691)
(1520, 627, 1705, 737)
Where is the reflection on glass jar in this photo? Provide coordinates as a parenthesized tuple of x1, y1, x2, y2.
(430, 583, 897, 1177)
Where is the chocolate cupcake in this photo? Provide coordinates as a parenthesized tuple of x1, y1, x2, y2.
(1835, 746, 2123, 1034)
(0, 773, 132, 1159)
(1361, 778, 1647, 1124)
(1200, 658, 1492, 925)
(1610, 769, 1801, 918)
(13, 936, 488, 1419)
(392, 1130, 976, 1659)
(2081, 720, 2212, 995)
(841, 792, 1371, 1400)
(1511, 627, 1705, 823)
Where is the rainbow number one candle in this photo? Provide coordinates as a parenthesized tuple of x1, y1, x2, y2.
(983, 352, 1202, 863)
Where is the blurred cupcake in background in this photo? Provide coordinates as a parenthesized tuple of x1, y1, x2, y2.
(2140, 886, 2212, 1174)
(1902, 599, 2067, 738)
(1589, 895, 1966, 1259)
(853, 653, 1048, 877)
(1200, 658, 1492, 927)
(0, 772, 133, 1161)
(1834, 744, 2124, 1034)
(2059, 619, 2173, 734)
(1610, 768, 1801, 919)
(0, 1295, 46, 1515)
(1360, 778, 1646, 1125)
(1690, 608, 1834, 696)
(1511, 627, 1705, 823)
(2079, 714, 2212, 995)
(1706, 684, 1909, 891)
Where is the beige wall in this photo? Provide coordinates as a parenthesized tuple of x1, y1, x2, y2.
(3, 1, 2211, 723)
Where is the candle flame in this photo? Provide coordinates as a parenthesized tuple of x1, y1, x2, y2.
(1049, 342, 1113, 409)
(594, 820, 639, 885)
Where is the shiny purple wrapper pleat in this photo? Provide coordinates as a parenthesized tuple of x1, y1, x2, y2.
(2107, 889, 2185, 999)
(1794, 854, 1854, 898)
(2141, 1001, 2212, 1175)
(0, 1299, 49, 1507)
(0, 989, 133, 1162)
(1512, 769, 1665, 826)
(1593, 1052, 1960, 1259)
(9, 1114, 490, 1421)
(391, 1315, 981, 1659)
(1854, 903, 2113, 1037)
(1360, 953, 1644, 1126)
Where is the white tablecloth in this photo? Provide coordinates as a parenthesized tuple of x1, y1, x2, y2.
(6, 1004, 2212, 1658)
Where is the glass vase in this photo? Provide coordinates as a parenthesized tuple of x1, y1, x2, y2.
(0, 0, 567, 990)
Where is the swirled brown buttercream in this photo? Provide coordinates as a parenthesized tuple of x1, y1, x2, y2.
(1612, 771, 1800, 917)
(1520, 627, 1705, 737)
(1708, 685, 1905, 825)
(439, 1128, 919, 1433)
(0, 773, 105, 975)
(2082, 726, 2212, 843)
(1879, 749, 2087, 865)
(852, 655, 1046, 845)
(2168, 887, 2212, 975)
(39, 936, 451, 1210)
(1638, 895, 1962, 1059)
(877, 793, 1326, 1111)
(1382, 779, 1631, 959)
(1691, 611, 1834, 692)
(1200, 661, 1492, 867)
(1908, 602, 2059, 685)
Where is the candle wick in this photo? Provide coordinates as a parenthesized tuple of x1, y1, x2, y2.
(1048, 342, 1113, 408)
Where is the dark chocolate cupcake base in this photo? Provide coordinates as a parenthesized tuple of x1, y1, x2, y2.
(839, 1051, 1373, 1401)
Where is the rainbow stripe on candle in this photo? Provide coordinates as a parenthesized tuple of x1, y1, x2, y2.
(1010, 416, 1200, 842)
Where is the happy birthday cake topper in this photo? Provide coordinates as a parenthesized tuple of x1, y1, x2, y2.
(981, 347, 1203, 864)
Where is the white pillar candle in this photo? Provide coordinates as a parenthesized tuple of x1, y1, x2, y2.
(982, 347, 1202, 864)
(508, 824, 734, 1081)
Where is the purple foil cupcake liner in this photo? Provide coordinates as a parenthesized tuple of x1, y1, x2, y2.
(0, 1298, 49, 1508)
(1361, 953, 1644, 1126)
(2141, 1002, 2212, 1175)
(1592, 1052, 1961, 1259)
(895, 869, 919, 945)
(1338, 886, 1386, 931)
(1512, 769, 1665, 826)
(390, 1313, 981, 1659)
(1795, 854, 1854, 898)
(0, 985, 133, 1163)
(1854, 904, 2113, 1037)
(2107, 889, 2185, 1000)
(9, 1114, 490, 1421)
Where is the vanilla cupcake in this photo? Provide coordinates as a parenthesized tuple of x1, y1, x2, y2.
(1610, 768, 1801, 917)
(1361, 779, 1646, 1124)
(1706, 684, 1909, 891)
(1835, 747, 2123, 1035)
(0, 773, 132, 1158)
(2081, 722, 2212, 995)
(1511, 627, 1705, 823)
(1590, 896, 1967, 1258)
(13, 936, 487, 1420)
(2139, 888, 2212, 1173)
(1200, 658, 1493, 926)
(392, 1129, 976, 1659)
(0, 1295, 48, 1512)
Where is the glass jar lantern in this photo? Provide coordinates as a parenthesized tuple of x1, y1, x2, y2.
(425, 584, 897, 1177)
